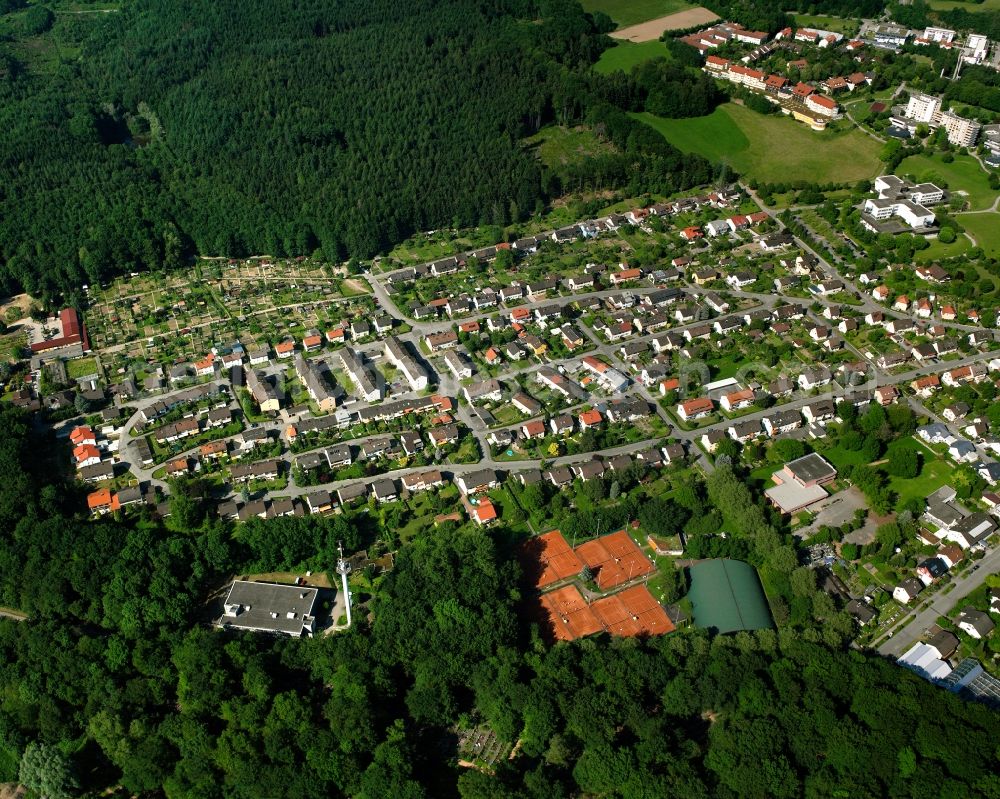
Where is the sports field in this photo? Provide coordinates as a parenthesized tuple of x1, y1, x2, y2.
(632, 103, 883, 183)
(896, 153, 996, 211)
(580, 0, 694, 28)
(595, 39, 670, 73)
(610, 7, 719, 42)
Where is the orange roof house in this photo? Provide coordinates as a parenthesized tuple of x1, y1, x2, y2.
(579, 409, 603, 428)
(74, 444, 101, 464)
(70, 426, 96, 446)
(610, 268, 642, 284)
(677, 397, 714, 420)
(87, 488, 119, 512)
(471, 499, 497, 526)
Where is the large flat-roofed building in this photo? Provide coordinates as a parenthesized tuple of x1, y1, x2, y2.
(862, 197, 936, 232)
(873, 175, 944, 205)
(219, 580, 319, 637)
(765, 453, 837, 513)
(30, 307, 90, 355)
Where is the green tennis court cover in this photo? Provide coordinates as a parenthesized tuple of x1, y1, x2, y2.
(688, 559, 774, 633)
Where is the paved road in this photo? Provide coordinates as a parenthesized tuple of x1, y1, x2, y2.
(877, 545, 1000, 658)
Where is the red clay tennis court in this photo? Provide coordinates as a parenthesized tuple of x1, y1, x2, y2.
(526, 530, 586, 589)
(575, 530, 654, 590)
(592, 585, 675, 637)
(539, 585, 603, 641)
(538, 584, 674, 641)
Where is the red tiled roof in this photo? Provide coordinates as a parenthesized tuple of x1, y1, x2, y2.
(87, 488, 114, 510)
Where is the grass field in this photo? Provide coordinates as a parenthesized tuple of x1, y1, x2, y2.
(958, 212, 1000, 256)
(885, 439, 952, 510)
(927, 0, 1000, 10)
(580, 0, 694, 27)
(915, 233, 973, 262)
(792, 14, 859, 35)
(524, 125, 616, 168)
(897, 153, 995, 211)
(632, 103, 883, 183)
(594, 39, 670, 73)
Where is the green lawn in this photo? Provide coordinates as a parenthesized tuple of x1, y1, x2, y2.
(927, 0, 1000, 10)
(896, 153, 995, 211)
(817, 442, 870, 472)
(957, 212, 1000, 257)
(632, 103, 883, 183)
(914, 233, 973, 262)
(792, 14, 859, 35)
(884, 439, 953, 510)
(66, 356, 99, 379)
(594, 39, 670, 74)
(580, 0, 694, 27)
(524, 125, 616, 169)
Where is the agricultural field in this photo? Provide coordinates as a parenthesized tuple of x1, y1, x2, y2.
(896, 152, 996, 211)
(580, 0, 695, 28)
(610, 6, 719, 42)
(632, 103, 883, 183)
(594, 39, 670, 74)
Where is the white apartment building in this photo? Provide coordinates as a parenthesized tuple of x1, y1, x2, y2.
(923, 27, 955, 43)
(906, 92, 941, 124)
(903, 93, 980, 147)
(862, 198, 936, 230)
(939, 111, 981, 147)
(383, 336, 429, 392)
(964, 33, 989, 63)
(873, 175, 944, 205)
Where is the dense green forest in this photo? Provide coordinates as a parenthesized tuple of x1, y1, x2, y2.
(0, 0, 715, 303)
(1, 404, 999, 797)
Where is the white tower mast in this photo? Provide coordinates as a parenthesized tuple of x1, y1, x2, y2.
(336, 541, 352, 627)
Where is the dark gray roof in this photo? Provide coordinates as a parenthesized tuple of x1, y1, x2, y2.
(221, 581, 318, 637)
(958, 607, 996, 638)
(927, 629, 959, 659)
(786, 453, 836, 484)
